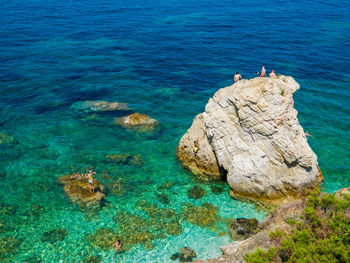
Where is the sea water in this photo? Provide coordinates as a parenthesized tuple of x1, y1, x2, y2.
(0, 0, 349, 262)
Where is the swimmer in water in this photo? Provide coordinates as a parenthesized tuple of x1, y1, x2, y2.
(112, 240, 123, 253)
(305, 131, 313, 139)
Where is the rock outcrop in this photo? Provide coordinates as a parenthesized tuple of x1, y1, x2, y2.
(177, 76, 322, 205)
(58, 173, 105, 207)
(114, 113, 159, 132)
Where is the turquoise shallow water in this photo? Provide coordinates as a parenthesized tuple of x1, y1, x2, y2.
(1, 0, 350, 262)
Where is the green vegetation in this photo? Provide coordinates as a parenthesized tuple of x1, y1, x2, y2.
(245, 190, 350, 263)
(245, 247, 277, 263)
(280, 88, 285, 96)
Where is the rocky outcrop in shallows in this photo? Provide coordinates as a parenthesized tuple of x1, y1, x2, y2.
(115, 113, 159, 132)
(177, 76, 322, 205)
(58, 173, 105, 207)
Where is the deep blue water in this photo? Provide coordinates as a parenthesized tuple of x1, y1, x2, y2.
(0, 0, 349, 262)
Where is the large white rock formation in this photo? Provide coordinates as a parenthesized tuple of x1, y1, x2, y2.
(177, 76, 322, 205)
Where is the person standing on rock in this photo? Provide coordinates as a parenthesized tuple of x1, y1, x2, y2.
(269, 69, 276, 78)
(87, 169, 96, 193)
(234, 72, 242, 83)
(257, 66, 266, 77)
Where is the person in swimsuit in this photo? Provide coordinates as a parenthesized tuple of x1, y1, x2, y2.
(269, 69, 276, 78)
(234, 72, 242, 83)
(257, 66, 266, 77)
(193, 139, 200, 156)
(87, 169, 96, 193)
(112, 240, 123, 253)
(305, 131, 313, 139)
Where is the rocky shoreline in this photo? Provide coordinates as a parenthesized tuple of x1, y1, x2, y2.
(200, 187, 350, 263)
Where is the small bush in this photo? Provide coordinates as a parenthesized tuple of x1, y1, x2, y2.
(269, 229, 284, 239)
(245, 247, 277, 263)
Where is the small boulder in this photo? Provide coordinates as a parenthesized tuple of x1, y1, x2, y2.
(41, 229, 67, 244)
(188, 185, 207, 200)
(58, 173, 105, 207)
(179, 247, 197, 262)
(171, 252, 179, 260)
(230, 218, 259, 240)
(114, 113, 159, 132)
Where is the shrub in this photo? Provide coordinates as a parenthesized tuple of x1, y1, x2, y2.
(245, 191, 350, 263)
(245, 247, 277, 263)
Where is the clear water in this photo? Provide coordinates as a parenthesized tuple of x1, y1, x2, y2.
(0, 0, 349, 262)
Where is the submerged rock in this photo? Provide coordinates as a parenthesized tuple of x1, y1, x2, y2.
(179, 247, 197, 262)
(24, 255, 42, 263)
(171, 252, 180, 260)
(177, 76, 322, 205)
(114, 113, 159, 132)
(156, 193, 170, 204)
(83, 255, 101, 263)
(0, 235, 23, 262)
(0, 133, 17, 145)
(210, 185, 225, 194)
(188, 185, 207, 200)
(158, 182, 174, 190)
(41, 229, 67, 243)
(130, 154, 143, 165)
(106, 153, 144, 166)
(181, 202, 218, 227)
(110, 202, 183, 251)
(108, 178, 127, 197)
(85, 228, 118, 250)
(72, 100, 130, 113)
(58, 173, 105, 207)
(230, 218, 259, 240)
(106, 153, 132, 164)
